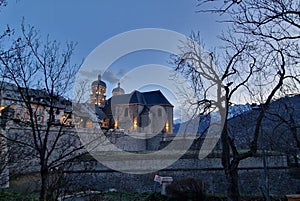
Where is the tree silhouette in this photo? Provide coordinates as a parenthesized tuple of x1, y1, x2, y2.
(175, 1, 299, 200)
(0, 23, 85, 201)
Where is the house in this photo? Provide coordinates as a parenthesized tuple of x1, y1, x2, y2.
(0, 82, 72, 126)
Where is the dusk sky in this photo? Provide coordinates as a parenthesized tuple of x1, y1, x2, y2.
(0, 0, 227, 118)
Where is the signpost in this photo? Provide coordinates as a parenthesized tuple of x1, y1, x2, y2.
(153, 175, 173, 195)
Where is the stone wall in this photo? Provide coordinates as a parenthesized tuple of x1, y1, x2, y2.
(63, 155, 299, 195)
(109, 133, 164, 151)
(0, 128, 9, 188)
(3, 125, 300, 195)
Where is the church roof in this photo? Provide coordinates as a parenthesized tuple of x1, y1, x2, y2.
(142, 90, 172, 105)
(108, 90, 172, 106)
(95, 105, 108, 119)
(112, 87, 124, 93)
(0, 81, 71, 109)
(91, 80, 106, 88)
(72, 103, 108, 120)
(91, 73, 106, 88)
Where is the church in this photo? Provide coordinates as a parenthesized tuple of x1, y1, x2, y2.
(88, 73, 174, 134)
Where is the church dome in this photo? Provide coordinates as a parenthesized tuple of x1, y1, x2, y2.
(92, 73, 106, 87)
(92, 79, 106, 87)
(112, 82, 125, 96)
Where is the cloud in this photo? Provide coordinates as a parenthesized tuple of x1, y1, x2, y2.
(117, 69, 126, 77)
(80, 69, 99, 79)
(102, 71, 119, 84)
(79, 69, 127, 85)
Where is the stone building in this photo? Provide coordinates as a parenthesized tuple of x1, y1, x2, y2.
(107, 90, 173, 133)
(0, 82, 71, 126)
(0, 74, 174, 133)
(89, 73, 174, 133)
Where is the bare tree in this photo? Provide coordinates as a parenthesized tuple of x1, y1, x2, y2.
(0, 23, 85, 201)
(174, 1, 299, 200)
(174, 31, 256, 201)
(0, 0, 6, 8)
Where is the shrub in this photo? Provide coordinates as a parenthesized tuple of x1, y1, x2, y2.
(166, 178, 206, 201)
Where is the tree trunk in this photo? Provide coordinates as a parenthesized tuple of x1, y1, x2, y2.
(39, 165, 49, 201)
(221, 117, 240, 201)
(226, 167, 240, 201)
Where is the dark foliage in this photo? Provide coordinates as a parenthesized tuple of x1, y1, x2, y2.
(166, 178, 206, 201)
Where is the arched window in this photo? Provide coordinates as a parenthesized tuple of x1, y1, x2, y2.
(124, 108, 129, 117)
(158, 108, 162, 117)
(165, 120, 169, 134)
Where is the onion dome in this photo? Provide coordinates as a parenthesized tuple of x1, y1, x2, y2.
(112, 82, 125, 96)
(92, 73, 106, 87)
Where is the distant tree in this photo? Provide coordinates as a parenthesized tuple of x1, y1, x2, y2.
(0, 23, 84, 201)
(263, 97, 300, 167)
(174, 1, 300, 200)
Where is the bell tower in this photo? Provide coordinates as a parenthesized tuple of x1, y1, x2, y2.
(90, 72, 106, 107)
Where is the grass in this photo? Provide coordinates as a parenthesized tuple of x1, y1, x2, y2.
(0, 189, 288, 201)
(205, 194, 287, 201)
(0, 189, 38, 201)
(68, 192, 287, 201)
(89, 192, 167, 201)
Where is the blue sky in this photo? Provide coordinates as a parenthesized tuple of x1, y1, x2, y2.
(0, 0, 226, 118)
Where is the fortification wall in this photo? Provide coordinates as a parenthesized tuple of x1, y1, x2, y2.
(3, 125, 299, 195)
(63, 155, 299, 195)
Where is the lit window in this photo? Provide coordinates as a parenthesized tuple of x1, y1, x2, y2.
(133, 117, 137, 131)
(165, 120, 169, 134)
(60, 115, 66, 124)
(114, 120, 118, 130)
(86, 120, 93, 128)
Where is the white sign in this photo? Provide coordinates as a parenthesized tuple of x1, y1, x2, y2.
(154, 175, 162, 184)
